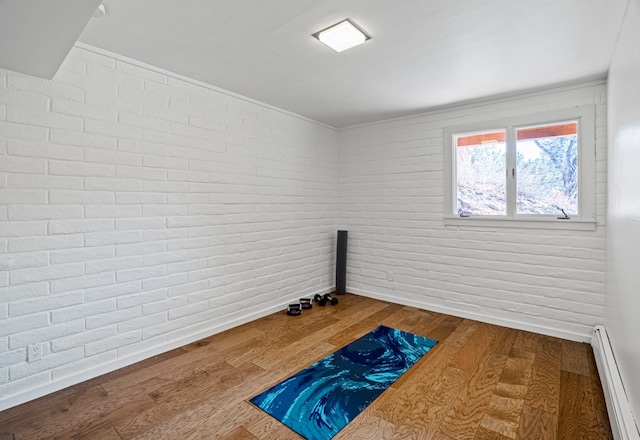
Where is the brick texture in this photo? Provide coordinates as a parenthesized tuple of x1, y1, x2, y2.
(0, 46, 338, 406)
(0, 45, 608, 411)
(338, 81, 607, 340)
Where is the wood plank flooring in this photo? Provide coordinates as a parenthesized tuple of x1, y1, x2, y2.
(0, 294, 612, 439)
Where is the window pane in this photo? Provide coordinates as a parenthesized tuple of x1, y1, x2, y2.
(516, 122, 578, 215)
(456, 131, 506, 215)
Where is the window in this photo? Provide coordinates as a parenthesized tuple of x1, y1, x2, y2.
(444, 106, 595, 230)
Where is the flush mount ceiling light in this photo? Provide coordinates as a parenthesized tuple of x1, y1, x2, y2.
(313, 19, 371, 53)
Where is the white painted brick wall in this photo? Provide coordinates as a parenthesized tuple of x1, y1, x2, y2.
(0, 46, 337, 409)
(0, 46, 608, 412)
(338, 81, 607, 340)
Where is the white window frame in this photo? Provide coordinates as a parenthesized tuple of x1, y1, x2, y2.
(443, 106, 596, 231)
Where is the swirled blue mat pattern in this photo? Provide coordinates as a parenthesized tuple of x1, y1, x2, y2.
(249, 325, 438, 440)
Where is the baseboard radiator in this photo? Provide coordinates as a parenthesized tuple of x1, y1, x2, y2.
(592, 325, 640, 440)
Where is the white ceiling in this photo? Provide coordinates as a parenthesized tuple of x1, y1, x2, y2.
(51, 1, 635, 127)
(0, 0, 102, 79)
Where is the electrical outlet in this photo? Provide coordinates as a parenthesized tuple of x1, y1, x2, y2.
(27, 343, 42, 362)
(387, 271, 394, 282)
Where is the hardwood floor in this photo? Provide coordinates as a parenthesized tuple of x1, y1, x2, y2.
(0, 294, 612, 439)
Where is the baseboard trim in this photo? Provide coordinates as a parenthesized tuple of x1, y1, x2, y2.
(0, 287, 333, 413)
(592, 325, 640, 440)
(349, 289, 592, 342)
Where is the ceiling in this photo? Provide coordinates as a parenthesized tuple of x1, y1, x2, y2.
(0, 0, 102, 79)
(17, 1, 635, 128)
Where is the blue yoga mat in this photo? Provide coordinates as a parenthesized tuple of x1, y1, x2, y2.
(250, 325, 438, 440)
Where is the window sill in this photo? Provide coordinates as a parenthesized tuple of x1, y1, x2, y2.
(443, 215, 596, 231)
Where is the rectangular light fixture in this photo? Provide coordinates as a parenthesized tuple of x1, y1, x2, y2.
(313, 19, 371, 53)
